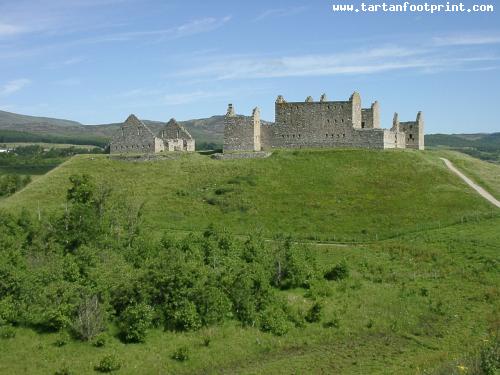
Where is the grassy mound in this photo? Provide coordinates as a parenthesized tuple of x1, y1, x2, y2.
(1, 149, 497, 242)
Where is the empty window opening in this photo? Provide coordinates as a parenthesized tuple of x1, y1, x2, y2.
(361, 122, 365, 129)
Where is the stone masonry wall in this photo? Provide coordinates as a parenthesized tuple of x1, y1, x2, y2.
(110, 115, 160, 154)
(224, 104, 261, 152)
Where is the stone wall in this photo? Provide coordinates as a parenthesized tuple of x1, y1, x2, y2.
(110, 114, 161, 154)
(158, 118, 195, 152)
(394, 112, 425, 150)
(223, 104, 261, 152)
(223, 92, 423, 153)
(361, 101, 380, 129)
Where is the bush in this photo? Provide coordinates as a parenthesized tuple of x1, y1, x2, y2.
(324, 261, 349, 281)
(480, 341, 500, 375)
(92, 333, 108, 348)
(324, 317, 340, 329)
(196, 286, 232, 326)
(118, 303, 153, 343)
(0, 325, 16, 339)
(305, 302, 323, 323)
(171, 301, 202, 331)
(172, 346, 189, 362)
(95, 354, 121, 373)
(72, 295, 106, 341)
(259, 305, 291, 336)
(54, 331, 71, 347)
(54, 366, 73, 375)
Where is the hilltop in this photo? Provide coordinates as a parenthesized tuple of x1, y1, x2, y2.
(2, 148, 498, 242)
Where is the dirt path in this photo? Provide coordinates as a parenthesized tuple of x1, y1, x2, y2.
(441, 158, 500, 209)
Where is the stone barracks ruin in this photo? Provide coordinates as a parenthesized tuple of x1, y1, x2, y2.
(110, 114, 195, 154)
(224, 92, 424, 152)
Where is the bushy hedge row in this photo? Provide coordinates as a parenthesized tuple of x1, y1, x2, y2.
(0, 174, 331, 343)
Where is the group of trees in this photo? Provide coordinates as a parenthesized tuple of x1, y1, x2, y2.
(0, 174, 333, 344)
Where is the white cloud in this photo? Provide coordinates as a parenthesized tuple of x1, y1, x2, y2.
(255, 6, 307, 21)
(0, 79, 31, 96)
(175, 43, 500, 81)
(46, 57, 85, 69)
(0, 23, 26, 36)
(84, 16, 232, 43)
(54, 78, 81, 86)
(433, 33, 500, 46)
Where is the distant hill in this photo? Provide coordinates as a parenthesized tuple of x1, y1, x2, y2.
(1, 110, 498, 158)
(0, 110, 231, 148)
(426, 133, 500, 163)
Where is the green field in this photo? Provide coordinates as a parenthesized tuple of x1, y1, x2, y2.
(1, 149, 497, 242)
(0, 148, 499, 374)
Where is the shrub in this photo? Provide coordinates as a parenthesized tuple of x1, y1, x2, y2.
(95, 354, 122, 373)
(54, 366, 72, 375)
(0, 325, 16, 339)
(259, 305, 291, 336)
(305, 279, 334, 299)
(324, 317, 340, 329)
(54, 331, 70, 347)
(172, 346, 190, 362)
(171, 301, 202, 331)
(305, 302, 323, 323)
(118, 303, 153, 343)
(92, 333, 108, 348)
(324, 261, 349, 281)
(196, 286, 232, 326)
(72, 295, 106, 341)
(480, 341, 500, 375)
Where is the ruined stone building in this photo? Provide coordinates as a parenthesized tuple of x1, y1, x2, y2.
(224, 92, 424, 152)
(158, 119, 195, 152)
(110, 115, 195, 154)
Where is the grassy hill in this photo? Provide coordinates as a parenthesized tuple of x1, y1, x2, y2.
(426, 133, 500, 163)
(0, 148, 499, 374)
(2, 149, 497, 242)
(0, 110, 232, 148)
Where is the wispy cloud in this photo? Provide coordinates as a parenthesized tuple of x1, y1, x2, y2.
(46, 56, 86, 69)
(175, 40, 500, 81)
(163, 90, 228, 106)
(0, 79, 31, 96)
(255, 6, 308, 21)
(433, 33, 500, 46)
(83, 16, 232, 44)
(0, 23, 27, 37)
(53, 78, 81, 86)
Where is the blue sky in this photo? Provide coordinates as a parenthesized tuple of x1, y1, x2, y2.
(0, 0, 499, 133)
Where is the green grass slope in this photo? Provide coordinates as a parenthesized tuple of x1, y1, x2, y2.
(1, 216, 498, 374)
(434, 150, 500, 200)
(1, 149, 497, 242)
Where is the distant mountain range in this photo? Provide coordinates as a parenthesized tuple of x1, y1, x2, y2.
(0, 110, 227, 147)
(0, 110, 498, 159)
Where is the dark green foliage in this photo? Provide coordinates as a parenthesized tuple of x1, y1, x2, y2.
(91, 333, 107, 348)
(259, 304, 291, 336)
(95, 354, 121, 373)
(172, 346, 190, 362)
(0, 325, 16, 339)
(272, 237, 318, 289)
(0, 174, 31, 197)
(118, 303, 153, 343)
(324, 261, 349, 281)
(54, 331, 70, 347)
(480, 341, 500, 375)
(0, 175, 325, 347)
(305, 302, 323, 323)
(54, 366, 73, 375)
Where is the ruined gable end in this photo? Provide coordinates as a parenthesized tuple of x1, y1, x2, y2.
(110, 114, 160, 154)
(158, 118, 195, 152)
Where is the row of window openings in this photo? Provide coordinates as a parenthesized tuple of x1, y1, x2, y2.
(281, 133, 347, 139)
(116, 144, 151, 150)
(282, 118, 346, 125)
